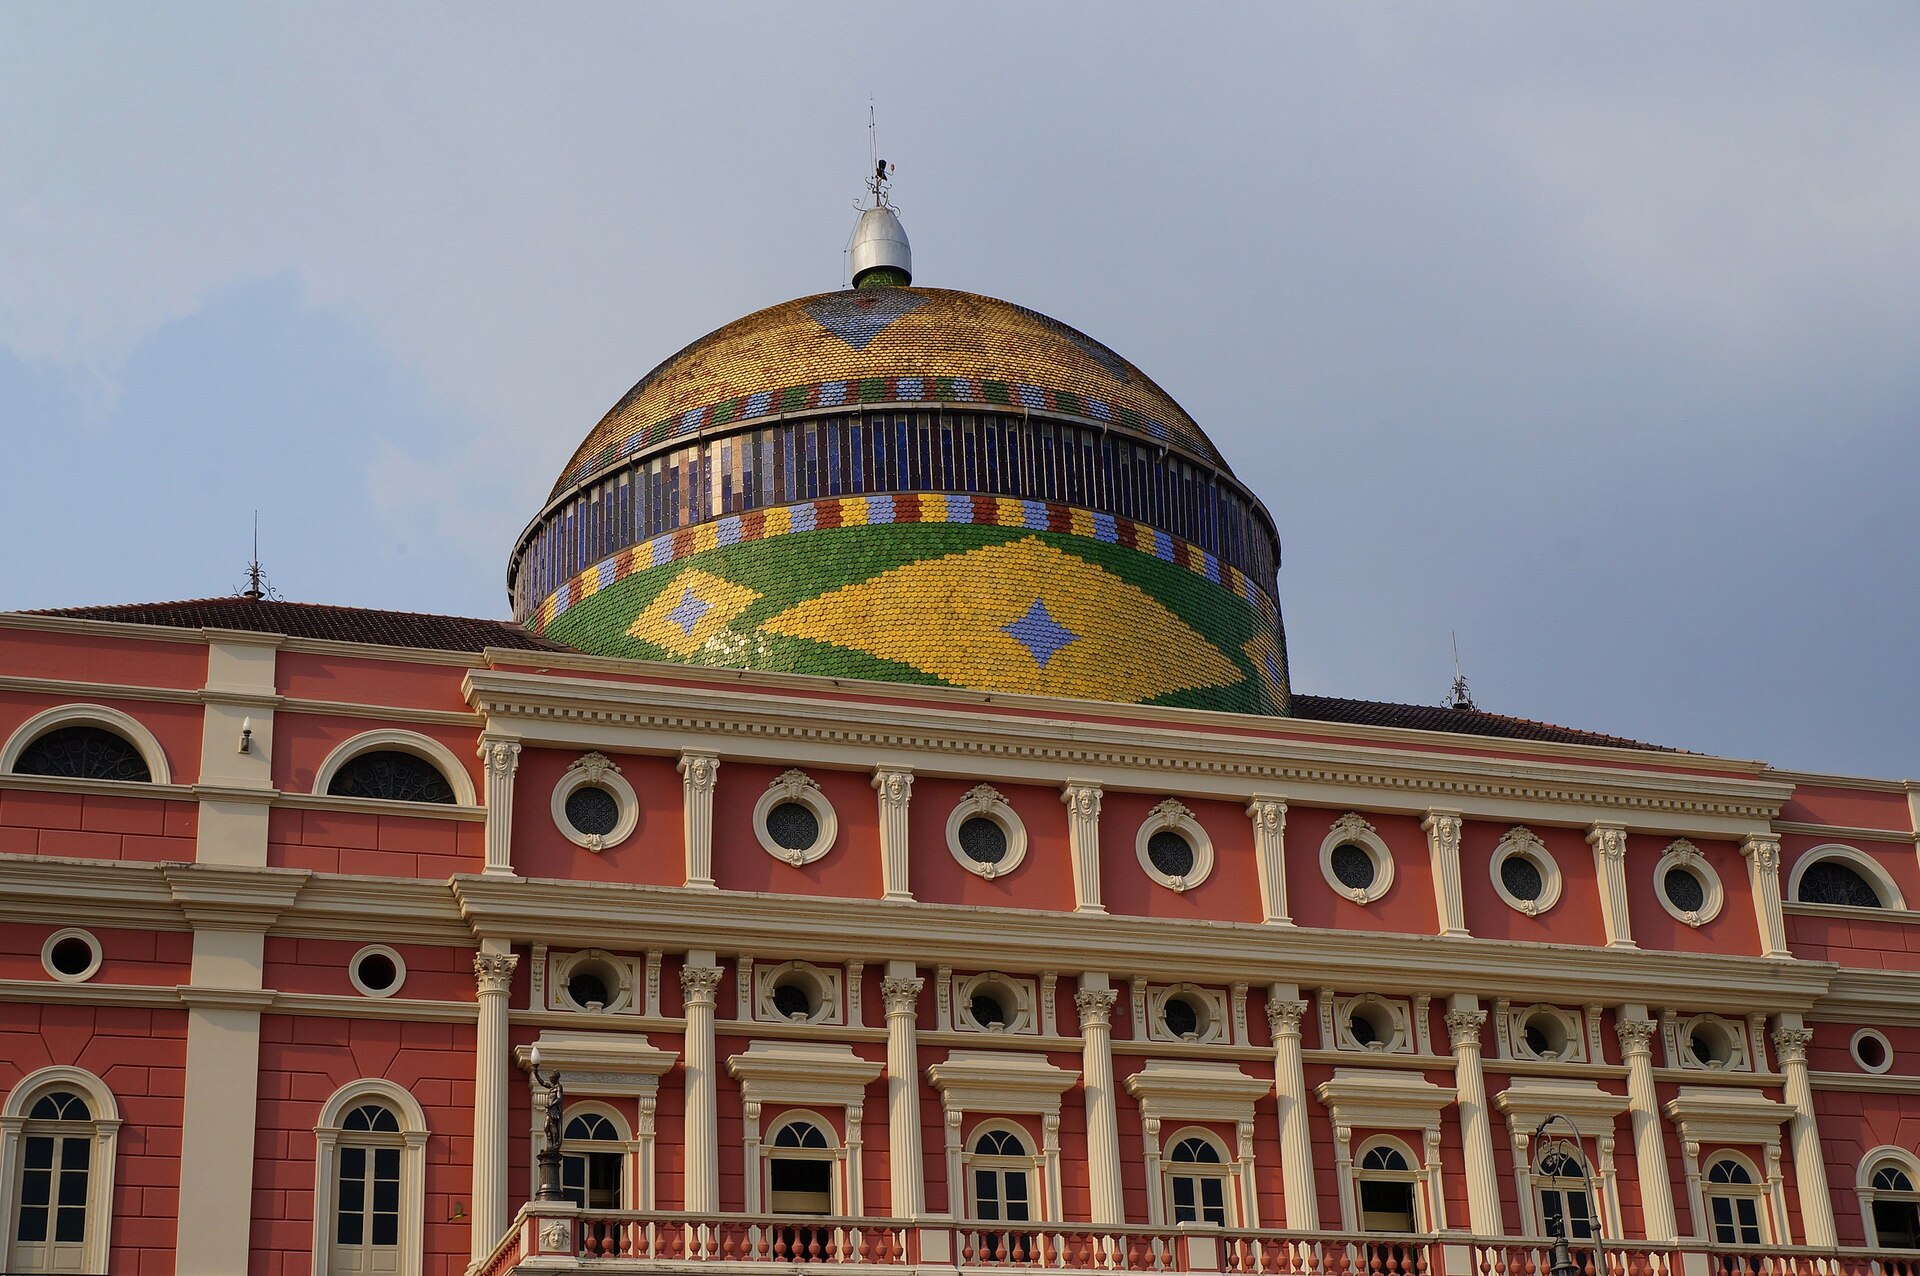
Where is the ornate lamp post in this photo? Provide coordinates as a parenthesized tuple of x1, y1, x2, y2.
(1534, 1114, 1607, 1276)
(529, 1046, 566, 1202)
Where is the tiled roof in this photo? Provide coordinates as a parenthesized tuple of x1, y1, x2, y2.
(555, 287, 1224, 496)
(15, 597, 573, 654)
(1291, 694, 1674, 752)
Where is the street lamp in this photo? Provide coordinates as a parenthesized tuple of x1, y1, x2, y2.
(529, 1046, 566, 1202)
(1533, 1113, 1607, 1276)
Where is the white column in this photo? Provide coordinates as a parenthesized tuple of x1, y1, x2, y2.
(471, 948, 520, 1259)
(882, 967, 926, 1218)
(1061, 782, 1105, 914)
(1423, 809, 1469, 937)
(1247, 796, 1292, 925)
(1445, 997, 1504, 1235)
(1773, 1021, 1835, 1246)
(1075, 980, 1124, 1223)
(678, 752, 720, 890)
(681, 959, 724, 1210)
(1266, 991, 1318, 1229)
(1588, 824, 1635, 948)
(1617, 1012, 1677, 1241)
(874, 769, 915, 902)
(1743, 834, 1791, 958)
(479, 738, 522, 875)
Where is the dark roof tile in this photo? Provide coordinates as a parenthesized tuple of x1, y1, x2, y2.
(1291, 694, 1673, 752)
(16, 597, 574, 654)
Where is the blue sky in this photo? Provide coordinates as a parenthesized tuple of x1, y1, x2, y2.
(2, 5, 1916, 777)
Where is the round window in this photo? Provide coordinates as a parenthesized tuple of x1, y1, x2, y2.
(564, 786, 620, 838)
(771, 979, 816, 1020)
(1664, 866, 1706, 914)
(767, 800, 820, 851)
(1519, 1010, 1570, 1061)
(958, 816, 1008, 866)
(42, 929, 101, 983)
(1163, 995, 1200, 1039)
(1687, 1019, 1735, 1069)
(1331, 843, 1376, 891)
(1501, 855, 1545, 902)
(1147, 830, 1196, 879)
(970, 991, 1009, 1029)
(1347, 1003, 1392, 1050)
(354, 950, 398, 994)
(568, 968, 612, 1011)
(1852, 1029, 1894, 1074)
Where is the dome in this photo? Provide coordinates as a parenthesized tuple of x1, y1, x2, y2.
(510, 281, 1291, 715)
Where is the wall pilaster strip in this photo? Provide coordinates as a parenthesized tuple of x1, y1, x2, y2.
(681, 961, 724, 1210)
(1446, 998, 1504, 1235)
(874, 770, 915, 903)
(1247, 797, 1291, 925)
(678, 753, 721, 890)
(479, 738, 522, 876)
(1773, 1020, 1836, 1246)
(1076, 980, 1124, 1223)
(470, 947, 520, 1259)
(1743, 834, 1791, 958)
(1061, 782, 1105, 914)
(1589, 824, 1635, 948)
(882, 969, 926, 1217)
(1618, 1013, 1677, 1241)
(1424, 810, 1468, 937)
(1266, 991, 1318, 1229)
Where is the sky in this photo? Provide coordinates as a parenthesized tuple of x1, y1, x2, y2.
(1, 5, 1916, 779)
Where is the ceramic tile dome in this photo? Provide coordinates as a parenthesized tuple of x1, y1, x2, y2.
(510, 217, 1292, 715)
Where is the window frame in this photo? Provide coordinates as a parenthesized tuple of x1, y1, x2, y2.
(550, 752, 640, 852)
(1859, 1148, 1920, 1251)
(1788, 845, 1906, 912)
(312, 730, 475, 807)
(1532, 1147, 1597, 1242)
(753, 770, 838, 867)
(961, 1121, 1042, 1224)
(946, 785, 1029, 880)
(311, 1080, 429, 1276)
(1320, 813, 1395, 905)
(1161, 1128, 1237, 1228)
(558, 1103, 635, 1211)
(1135, 801, 1215, 892)
(1352, 1135, 1426, 1235)
(39, 930, 103, 985)
(1489, 827, 1563, 917)
(0, 704, 171, 786)
(1653, 840, 1724, 928)
(1701, 1152, 1769, 1246)
(0, 1067, 120, 1275)
(761, 1111, 843, 1218)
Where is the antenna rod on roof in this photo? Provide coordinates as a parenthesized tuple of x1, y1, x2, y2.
(1448, 631, 1476, 711)
(240, 511, 278, 602)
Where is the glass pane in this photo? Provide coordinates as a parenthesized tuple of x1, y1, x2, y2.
(24, 1135, 53, 1171)
(374, 1147, 400, 1180)
(373, 1176, 400, 1213)
(337, 1205, 364, 1246)
(974, 1169, 1000, 1221)
(372, 1209, 399, 1246)
(1202, 1177, 1227, 1225)
(1006, 1172, 1030, 1221)
(55, 1203, 87, 1243)
(60, 1137, 90, 1170)
(16, 1201, 48, 1243)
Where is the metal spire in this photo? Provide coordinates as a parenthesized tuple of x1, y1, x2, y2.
(1448, 632, 1476, 710)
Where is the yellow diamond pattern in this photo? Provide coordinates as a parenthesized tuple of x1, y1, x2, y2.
(628, 568, 762, 656)
(759, 536, 1242, 702)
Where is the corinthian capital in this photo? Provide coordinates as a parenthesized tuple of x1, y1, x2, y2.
(1265, 998, 1308, 1040)
(1615, 1016, 1657, 1055)
(1445, 1008, 1487, 1050)
(1074, 987, 1118, 1027)
(678, 963, 724, 1007)
(473, 951, 520, 993)
(1771, 1025, 1813, 1065)
(880, 976, 924, 1016)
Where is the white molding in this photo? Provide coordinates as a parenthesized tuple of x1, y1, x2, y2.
(348, 944, 406, 999)
(311, 1079, 429, 1276)
(1849, 1027, 1895, 1075)
(311, 728, 476, 805)
(754, 960, 844, 1026)
(0, 702, 172, 785)
(1144, 982, 1228, 1045)
(1134, 800, 1213, 892)
(549, 752, 639, 852)
(925, 1050, 1080, 1116)
(548, 948, 641, 1015)
(953, 970, 1036, 1035)
(752, 769, 838, 867)
(40, 928, 102, 984)
(1856, 1145, 1920, 1251)
(1125, 1059, 1271, 1123)
(1319, 813, 1394, 905)
(1663, 1086, 1792, 1144)
(0, 1066, 121, 1275)
(1506, 1004, 1586, 1063)
(1787, 843, 1907, 910)
(1489, 826, 1563, 917)
(1653, 839, 1725, 928)
(945, 785, 1028, 880)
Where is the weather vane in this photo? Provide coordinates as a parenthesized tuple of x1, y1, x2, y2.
(239, 511, 280, 602)
(866, 100, 895, 209)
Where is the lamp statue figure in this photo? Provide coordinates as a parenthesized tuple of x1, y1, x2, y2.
(1533, 1113, 1607, 1276)
(529, 1046, 566, 1202)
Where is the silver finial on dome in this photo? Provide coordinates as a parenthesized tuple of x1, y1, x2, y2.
(850, 205, 912, 288)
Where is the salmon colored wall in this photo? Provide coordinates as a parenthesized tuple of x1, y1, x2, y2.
(509, 748, 683, 885)
(252, 1016, 476, 1276)
(1788, 911, 1920, 971)
(1460, 823, 1607, 945)
(0, 924, 191, 986)
(906, 777, 1075, 912)
(0, 691, 204, 786)
(0, 789, 196, 862)
(713, 763, 883, 899)
(275, 652, 473, 714)
(1778, 785, 1913, 833)
(0, 627, 206, 690)
(272, 713, 479, 800)
(1097, 794, 1260, 923)
(1625, 835, 1761, 956)
(1813, 1089, 1920, 1247)
(1284, 808, 1438, 935)
(266, 806, 481, 878)
(262, 938, 476, 1003)
(1782, 833, 1918, 913)
(0, 1003, 188, 1274)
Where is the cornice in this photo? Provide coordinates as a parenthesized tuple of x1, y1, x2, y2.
(0, 613, 206, 645)
(463, 669, 1791, 832)
(1812, 969, 1920, 1027)
(280, 697, 482, 728)
(279, 635, 485, 666)
(0, 857, 189, 930)
(0, 773, 195, 801)
(277, 874, 475, 944)
(0, 673, 201, 705)
(1767, 767, 1914, 793)
(452, 874, 1836, 1013)
(273, 793, 486, 822)
(0, 978, 186, 1009)
(1773, 821, 1916, 845)
(162, 863, 311, 929)
(271, 991, 478, 1023)
(1810, 1071, 1920, 1095)
(177, 985, 279, 1010)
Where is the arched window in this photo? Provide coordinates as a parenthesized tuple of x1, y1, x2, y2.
(2, 706, 168, 785)
(560, 1109, 629, 1210)
(1703, 1156, 1765, 1246)
(1797, 860, 1883, 908)
(968, 1127, 1034, 1224)
(1535, 1149, 1595, 1241)
(1859, 1152, 1920, 1250)
(1165, 1134, 1233, 1226)
(327, 751, 456, 804)
(1, 1068, 119, 1275)
(1355, 1140, 1420, 1234)
(313, 1081, 428, 1276)
(766, 1117, 837, 1217)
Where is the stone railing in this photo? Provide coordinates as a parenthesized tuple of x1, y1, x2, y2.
(478, 1207, 1920, 1276)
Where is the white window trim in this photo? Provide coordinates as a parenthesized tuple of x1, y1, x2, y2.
(0, 704, 171, 785)
(1531, 1146, 1598, 1241)
(1135, 800, 1214, 892)
(559, 1101, 638, 1210)
(1145, 983, 1227, 1045)
(760, 1109, 846, 1215)
(1700, 1149, 1774, 1245)
(312, 729, 476, 806)
(549, 949, 641, 1015)
(1335, 993, 1414, 1055)
(1858, 1146, 1920, 1251)
(726, 1042, 883, 1216)
(753, 770, 838, 866)
(1508, 1004, 1586, 1064)
(946, 785, 1028, 879)
(348, 944, 407, 999)
(1788, 844, 1907, 911)
(1653, 840, 1724, 928)
(1352, 1133, 1430, 1233)
(40, 929, 103, 985)
(1677, 1013, 1750, 1072)
(1489, 827, 1563, 916)
(755, 961, 844, 1026)
(960, 1120, 1046, 1223)
(1158, 1126, 1240, 1228)
(311, 1080, 429, 1276)
(0, 1066, 120, 1275)
(1320, 813, 1394, 905)
(1851, 1027, 1895, 1075)
(550, 752, 640, 852)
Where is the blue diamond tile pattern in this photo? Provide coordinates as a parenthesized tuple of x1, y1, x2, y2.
(665, 587, 713, 636)
(803, 290, 928, 351)
(1002, 597, 1079, 668)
